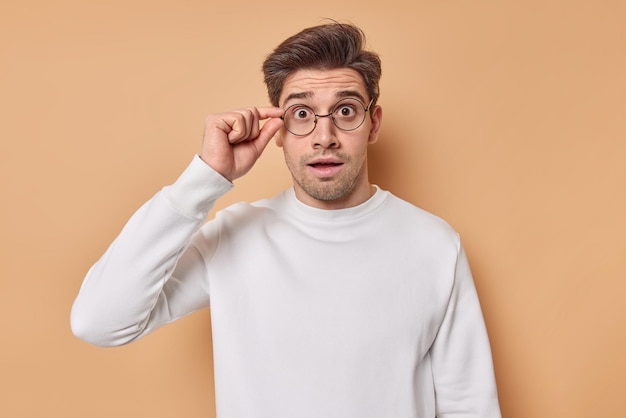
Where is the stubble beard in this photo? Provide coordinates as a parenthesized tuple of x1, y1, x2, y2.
(287, 151, 367, 202)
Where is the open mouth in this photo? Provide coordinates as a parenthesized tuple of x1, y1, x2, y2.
(307, 160, 344, 177)
(308, 162, 343, 168)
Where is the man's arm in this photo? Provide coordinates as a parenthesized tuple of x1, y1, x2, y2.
(70, 107, 284, 347)
(430, 241, 502, 417)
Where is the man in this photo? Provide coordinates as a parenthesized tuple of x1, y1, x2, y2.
(72, 22, 501, 417)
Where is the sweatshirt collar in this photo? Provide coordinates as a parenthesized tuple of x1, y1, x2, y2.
(283, 185, 389, 223)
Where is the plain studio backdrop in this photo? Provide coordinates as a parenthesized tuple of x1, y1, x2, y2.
(1, 0, 624, 417)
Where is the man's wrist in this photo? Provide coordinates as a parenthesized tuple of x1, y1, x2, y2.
(161, 155, 234, 220)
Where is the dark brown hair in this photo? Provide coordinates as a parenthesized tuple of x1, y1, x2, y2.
(262, 22, 382, 107)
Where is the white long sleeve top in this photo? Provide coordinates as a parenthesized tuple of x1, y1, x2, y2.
(71, 155, 501, 418)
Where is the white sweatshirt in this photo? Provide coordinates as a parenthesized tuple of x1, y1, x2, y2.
(71, 155, 501, 418)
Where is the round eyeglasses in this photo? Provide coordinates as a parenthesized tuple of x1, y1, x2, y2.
(281, 97, 374, 137)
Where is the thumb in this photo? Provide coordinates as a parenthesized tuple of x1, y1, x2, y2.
(252, 117, 284, 153)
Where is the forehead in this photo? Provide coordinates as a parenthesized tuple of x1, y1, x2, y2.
(279, 68, 368, 106)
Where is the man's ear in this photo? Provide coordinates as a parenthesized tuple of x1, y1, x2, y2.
(275, 130, 284, 147)
(368, 105, 383, 144)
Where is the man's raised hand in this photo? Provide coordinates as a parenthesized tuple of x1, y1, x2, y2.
(200, 106, 284, 182)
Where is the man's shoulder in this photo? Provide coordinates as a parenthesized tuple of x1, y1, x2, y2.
(214, 190, 288, 222)
(381, 191, 459, 242)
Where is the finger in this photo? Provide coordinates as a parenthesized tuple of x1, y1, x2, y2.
(253, 117, 284, 153)
(230, 107, 267, 143)
(245, 108, 261, 140)
(256, 106, 285, 120)
(229, 107, 279, 143)
(227, 113, 249, 143)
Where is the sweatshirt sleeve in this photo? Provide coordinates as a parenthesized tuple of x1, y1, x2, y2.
(70, 155, 233, 347)
(430, 240, 502, 418)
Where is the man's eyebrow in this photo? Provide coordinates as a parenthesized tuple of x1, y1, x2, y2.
(282, 91, 313, 106)
(335, 90, 367, 103)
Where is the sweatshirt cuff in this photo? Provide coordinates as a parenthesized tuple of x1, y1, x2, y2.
(161, 155, 234, 220)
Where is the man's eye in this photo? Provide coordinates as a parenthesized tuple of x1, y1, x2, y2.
(336, 104, 357, 117)
(292, 107, 312, 120)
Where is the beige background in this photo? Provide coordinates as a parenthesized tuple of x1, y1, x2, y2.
(1, 0, 625, 417)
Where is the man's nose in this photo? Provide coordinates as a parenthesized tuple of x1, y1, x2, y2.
(312, 114, 338, 148)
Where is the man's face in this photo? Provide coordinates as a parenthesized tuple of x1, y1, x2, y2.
(276, 68, 382, 210)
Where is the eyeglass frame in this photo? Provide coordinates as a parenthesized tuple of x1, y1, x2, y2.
(280, 97, 375, 137)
